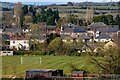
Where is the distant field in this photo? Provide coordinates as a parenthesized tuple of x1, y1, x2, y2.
(51, 5, 119, 18)
(2, 55, 100, 77)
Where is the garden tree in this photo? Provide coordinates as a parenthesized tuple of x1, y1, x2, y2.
(67, 14, 78, 25)
(93, 15, 108, 24)
(89, 48, 120, 74)
(106, 15, 115, 25)
(47, 16, 55, 25)
(29, 24, 40, 50)
(46, 8, 53, 17)
(99, 15, 108, 25)
(46, 33, 60, 44)
(48, 37, 63, 55)
(29, 6, 34, 14)
(115, 14, 120, 27)
(93, 15, 116, 25)
(53, 10, 60, 22)
(56, 17, 64, 28)
(22, 5, 28, 15)
(24, 15, 33, 25)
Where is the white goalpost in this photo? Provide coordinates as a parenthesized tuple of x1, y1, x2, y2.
(20, 57, 42, 64)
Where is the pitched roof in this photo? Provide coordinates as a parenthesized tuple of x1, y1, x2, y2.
(80, 34, 90, 39)
(89, 22, 107, 27)
(4, 28, 22, 33)
(88, 22, 108, 30)
(95, 34, 111, 39)
(62, 28, 74, 33)
(96, 27, 119, 33)
(74, 27, 86, 33)
(2, 34, 10, 40)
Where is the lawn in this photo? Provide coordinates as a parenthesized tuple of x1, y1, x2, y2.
(2, 55, 100, 77)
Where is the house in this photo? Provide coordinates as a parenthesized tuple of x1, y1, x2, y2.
(104, 41, 118, 50)
(87, 22, 108, 38)
(61, 28, 74, 35)
(78, 34, 91, 42)
(74, 27, 86, 36)
(39, 25, 60, 35)
(0, 51, 13, 56)
(9, 39, 29, 50)
(81, 43, 97, 52)
(61, 35, 74, 43)
(26, 69, 63, 79)
(96, 26, 119, 38)
(94, 34, 112, 42)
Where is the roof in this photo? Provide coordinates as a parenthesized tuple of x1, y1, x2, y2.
(95, 34, 111, 39)
(88, 22, 108, 30)
(89, 22, 107, 27)
(80, 34, 90, 39)
(47, 26, 56, 30)
(2, 34, 10, 40)
(61, 34, 73, 40)
(26, 69, 57, 72)
(74, 27, 86, 33)
(72, 71, 85, 74)
(62, 28, 74, 33)
(96, 27, 119, 33)
(4, 28, 22, 33)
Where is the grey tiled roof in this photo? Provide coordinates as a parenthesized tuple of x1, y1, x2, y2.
(62, 28, 74, 33)
(95, 34, 111, 39)
(96, 27, 119, 33)
(4, 28, 22, 33)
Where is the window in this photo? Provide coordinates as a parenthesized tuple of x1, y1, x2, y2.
(24, 41, 26, 44)
(13, 41, 15, 44)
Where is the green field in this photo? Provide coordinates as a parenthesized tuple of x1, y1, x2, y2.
(1, 55, 101, 77)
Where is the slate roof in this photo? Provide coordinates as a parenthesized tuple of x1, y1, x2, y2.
(88, 22, 108, 30)
(74, 27, 86, 33)
(4, 28, 22, 33)
(62, 28, 74, 33)
(96, 27, 119, 33)
(95, 34, 111, 39)
(2, 34, 10, 40)
(47, 26, 57, 30)
(80, 34, 90, 39)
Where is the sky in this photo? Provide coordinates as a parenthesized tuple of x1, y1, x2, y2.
(0, 0, 119, 2)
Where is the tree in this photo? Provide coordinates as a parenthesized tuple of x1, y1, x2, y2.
(115, 14, 120, 27)
(22, 5, 28, 15)
(48, 37, 63, 55)
(47, 16, 55, 25)
(89, 48, 120, 74)
(67, 14, 78, 25)
(24, 15, 33, 24)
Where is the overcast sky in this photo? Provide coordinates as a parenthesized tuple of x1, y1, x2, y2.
(0, 0, 119, 2)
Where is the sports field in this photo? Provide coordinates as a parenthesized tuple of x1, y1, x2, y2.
(2, 55, 100, 77)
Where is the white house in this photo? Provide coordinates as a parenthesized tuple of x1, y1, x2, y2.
(10, 40, 29, 50)
(0, 51, 13, 56)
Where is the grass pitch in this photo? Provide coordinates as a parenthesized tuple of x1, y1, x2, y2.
(2, 55, 100, 77)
